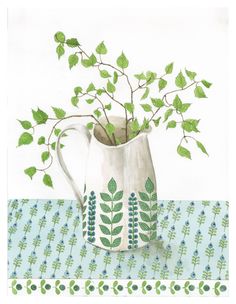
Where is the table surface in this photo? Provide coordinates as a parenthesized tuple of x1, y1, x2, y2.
(8, 199, 228, 280)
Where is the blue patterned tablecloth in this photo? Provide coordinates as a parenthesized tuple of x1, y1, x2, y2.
(8, 199, 229, 280)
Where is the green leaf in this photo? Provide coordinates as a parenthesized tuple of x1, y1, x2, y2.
(113, 202, 123, 212)
(71, 96, 79, 107)
(105, 123, 115, 136)
(99, 225, 111, 235)
(105, 103, 112, 110)
(134, 72, 146, 80)
(130, 119, 140, 132)
(145, 177, 154, 193)
(194, 86, 207, 98)
(100, 69, 111, 78)
(158, 78, 167, 91)
(151, 98, 164, 108)
(146, 71, 157, 84)
(32, 108, 48, 124)
(41, 151, 50, 163)
(100, 237, 111, 247)
(97, 89, 105, 96)
(167, 120, 176, 129)
(112, 226, 123, 235)
(139, 201, 150, 211)
(54, 128, 61, 136)
(113, 71, 118, 84)
(111, 237, 121, 247)
(185, 69, 196, 80)
(124, 103, 134, 114)
(201, 80, 212, 88)
(140, 212, 151, 222)
(54, 31, 65, 43)
(66, 38, 79, 47)
(100, 193, 112, 201)
(180, 103, 191, 113)
(100, 203, 111, 213)
(108, 177, 117, 194)
(140, 117, 150, 130)
(153, 117, 161, 127)
(139, 192, 149, 201)
(43, 174, 53, 188)
(74, 86, 82, 95)
(165, 62, 174, 74)
(86, 82, 95, 92)
(182, 119, 200, 132)
(141, 87, 150, 100)
(100, 215, 111, 224)
(175, 71, 187, 89)
(139, 233, 150, 242)
(86, 122, 94, 130)
(56, 44, 65, 59)
(94, 109, 102, 118)
(96, 41, 107, 55)
(38, 136, 45, 145)
(116, 52, 129, 69)
(24, 167, 37, 179)
(52, 107, 66, 119)
(151, 192, 157, 201)
(107, 80, 116, 93)
(18, 120, 32, 130)
(164, 108, 173, 122)
(141, 104, 152, 112)
(177, 145, 191, 160)
(196, 141, 209, 156)
(18, 132, 33, 146)
(68, 54, 79, 69)
(81, 54, 97, 67)
(51, 142, 64, 150)
(139, 222, 150, 231)
(113, 191, 123, 201)
(112, 213, 123, 224)
(173, 94, 183, 111)
(86, 99, 94, 104)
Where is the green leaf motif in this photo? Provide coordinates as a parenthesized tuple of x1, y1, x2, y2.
(139, 222, 150, 231)
(100, 203, 111, 213)
(81, 54, 97, 68)
(113, 191, 123, 201)
(94, 109, 102, 118)
(54, 31, 65, 43)
(71, 96, 79, 107)
(100, 70, 111, 78)
(140, 212, 151, 222)
(100, 237, 111, 247)
(112, 226, 123, 235)
(139, 233, 150, 242)
(74, 86, 82, 95)
(145, 177, 154, 193)
(151, 98, 164, 108)
(194, 86, 207, 98)
(165, 62, 174, 74)
(173, 95, 182, 111)
(52, 107, 66, 119)
(100, 214, 111, 225)
(201, 80, 212, 88)
(43, 174, 53, 188)
(113, 203, 123, 213)
(38, 136, 45, 145)
(68, 54, 79, 69)
(105, 103, 112, 110)
(18, 132, 33, 146)
(86, 82, 96, 92)
(180, 103, 191, 113)
(99, 225, 111, 235)
(139, 192, 149, 201)
(100, 193, 112, 201)
(130, 119, 140, 132)
(18, 120, 32, 130)
(196, 141, 209, 156)
(134, 72, 146, 80)
(96, 41, 107, 55)
(116, 52, 129, 69)
(177, 145, 191, 160)
(139, 201, 150, 211)
(111, 237, 121, 247)
(113, 71, 118, 84)
(185, 69, 196, 80)
(153, 117, 161, 127)
(112, 212, 123, 224)
(86, 122, 94, 130)
(158, 78, 167, 91)
(167, 120, 176, 129)
(175, 71, 187, 89)
(146, 71, 157, 84)
(141, 87, 150, 100)
(141, 104, 152, 112)
(124, 103, 134, 114)
(41, 151, 50, 163)
(24, 167, 37, 179)
(105, 123, 115, 136)
(107, 80, 116, 93)
(182, 119, 200, 132)
(66, 38, 79, 47)
(108, 178, 117, 193)
(164, 109, 173, 122)
(32, 108, 48, 124)
(56, 44, 65, 59)
(86, 99, 94, 104)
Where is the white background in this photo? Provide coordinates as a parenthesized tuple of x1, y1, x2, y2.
(1, 1, 235, 304)
(7, 7, 228, 200)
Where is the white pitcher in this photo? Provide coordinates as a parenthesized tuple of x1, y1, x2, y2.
(57, 116, 157, 251)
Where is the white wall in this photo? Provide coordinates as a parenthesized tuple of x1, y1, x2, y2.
(7, 7, 228, 200)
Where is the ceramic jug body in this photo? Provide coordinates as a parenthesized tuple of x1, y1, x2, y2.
(57, 117, 157, 251)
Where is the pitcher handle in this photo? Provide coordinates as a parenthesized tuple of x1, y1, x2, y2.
(56, 123, 91, 209)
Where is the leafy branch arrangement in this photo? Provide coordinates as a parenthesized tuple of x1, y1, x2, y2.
(17, 31, 212, 187)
